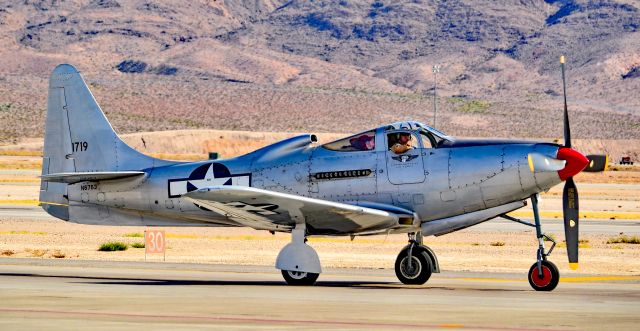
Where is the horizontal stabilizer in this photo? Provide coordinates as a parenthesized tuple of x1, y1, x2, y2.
(41, 171, 146, 184)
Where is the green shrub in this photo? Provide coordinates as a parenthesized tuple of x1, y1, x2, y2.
(606, 235, 640, 244)
(124, 233, 143, 238)
(448, 98, 490, 113)
(131, 242, 145, 248)
(98, 242, 128, 251)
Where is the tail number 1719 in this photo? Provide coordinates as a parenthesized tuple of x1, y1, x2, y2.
(72, 141, 88, 152)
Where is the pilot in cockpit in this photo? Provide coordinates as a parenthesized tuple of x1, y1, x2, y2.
(349, 133, 375, 151)
(390, 132, 413, 154)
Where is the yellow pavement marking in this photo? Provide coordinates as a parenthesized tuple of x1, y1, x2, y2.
(458, 275, 640, 283)
(438, 324, 465, 328)
(0, 150, 42, 156)
(0, 199, 40, 205)
(561, 275, 640, 282)
(0, 200, 70, 207)
(509, 210, 640, 220)
(0, 179, 40, 183)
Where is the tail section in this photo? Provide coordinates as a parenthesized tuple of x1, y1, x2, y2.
(43, 64, 158, 172)
(39, 64, 165, 219)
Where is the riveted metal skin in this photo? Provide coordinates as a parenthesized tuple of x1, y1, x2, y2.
(41, 65, 568, 238)
(57, 125, 565, 234)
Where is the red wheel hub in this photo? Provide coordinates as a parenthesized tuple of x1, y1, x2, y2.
(530, 265, 553, 287)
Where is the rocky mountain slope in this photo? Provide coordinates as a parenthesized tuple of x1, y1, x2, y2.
(0, 0, 638, 144)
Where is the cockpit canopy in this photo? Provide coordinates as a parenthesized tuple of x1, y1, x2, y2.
(321, 121, 451, 152)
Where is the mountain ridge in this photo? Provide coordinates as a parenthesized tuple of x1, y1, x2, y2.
(0, 0, 638, 144)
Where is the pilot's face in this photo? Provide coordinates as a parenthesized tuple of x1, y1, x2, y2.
(399, 134, 410, 144)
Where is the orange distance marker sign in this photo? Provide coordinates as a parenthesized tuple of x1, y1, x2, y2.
(145, 230, 166, 254)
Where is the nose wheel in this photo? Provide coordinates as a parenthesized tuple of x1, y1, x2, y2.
(528, 260, 559, 291)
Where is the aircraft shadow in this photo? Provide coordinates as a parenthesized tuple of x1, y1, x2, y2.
(0, 272, 388, 288)
(0, 272, 527, 291)
(80, 279, 397, 288)
(77, 280, 526, 292)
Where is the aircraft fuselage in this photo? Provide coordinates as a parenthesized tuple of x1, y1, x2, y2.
(65, 129, 562, 235)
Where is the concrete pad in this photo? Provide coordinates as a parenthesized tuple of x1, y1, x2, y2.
(0, 259, 638, 330)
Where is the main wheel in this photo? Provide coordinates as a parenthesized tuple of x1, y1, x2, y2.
(395, 247, 433, 285)
(281, 270, 319, 286)
(528, 260, 560, 291)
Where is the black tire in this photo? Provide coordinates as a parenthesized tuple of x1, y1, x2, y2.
(528, 260, 560, 291)
(281, 270, 319, 286)
(394, 247, 433, 285)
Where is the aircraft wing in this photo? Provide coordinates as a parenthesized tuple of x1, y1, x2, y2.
(183, 186, 409, 233)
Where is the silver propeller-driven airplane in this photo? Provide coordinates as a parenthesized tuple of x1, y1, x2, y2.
(40, 61, 599, 290)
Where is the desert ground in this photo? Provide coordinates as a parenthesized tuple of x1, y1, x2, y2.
(0, 130, 638, 276)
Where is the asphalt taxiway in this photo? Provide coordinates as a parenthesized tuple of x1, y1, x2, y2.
(0, 258, 638, 330)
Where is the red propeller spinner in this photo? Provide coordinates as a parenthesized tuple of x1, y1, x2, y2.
(556, 147, 589, 181)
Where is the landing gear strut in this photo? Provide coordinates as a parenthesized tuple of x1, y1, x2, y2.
(394, 232, 440, 285)
(502, 194, 559, 291)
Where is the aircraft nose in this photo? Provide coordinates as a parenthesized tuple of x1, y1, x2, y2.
(556, 147, 589, 181)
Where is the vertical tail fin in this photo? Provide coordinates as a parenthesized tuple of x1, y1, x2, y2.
(39, 64, 164, 219)
(43, 64, 158, 173)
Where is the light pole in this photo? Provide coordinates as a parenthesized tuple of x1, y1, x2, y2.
(432, 65, 441, 128)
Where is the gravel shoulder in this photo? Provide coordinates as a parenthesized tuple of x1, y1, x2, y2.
(1, 216, 639, 276)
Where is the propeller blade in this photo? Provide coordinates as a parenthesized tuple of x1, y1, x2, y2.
(561, 55, 571, 148)
(563, 177, 579, 269)
(527, 153, 566, 173)
(560, 57, 582, 270)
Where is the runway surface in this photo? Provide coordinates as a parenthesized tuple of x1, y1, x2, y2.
(2, 204, 638, 234)
(0, 258, 638, 330)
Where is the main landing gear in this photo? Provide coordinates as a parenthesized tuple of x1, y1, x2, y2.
(502, 194, 559, 291)
(394, 232, 440, 285)
(276, 222, 442, 286)
(276, 223, 321, 286)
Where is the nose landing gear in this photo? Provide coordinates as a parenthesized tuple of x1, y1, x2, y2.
(528, 194, 560, 291)
(501, 194, 560, 291)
